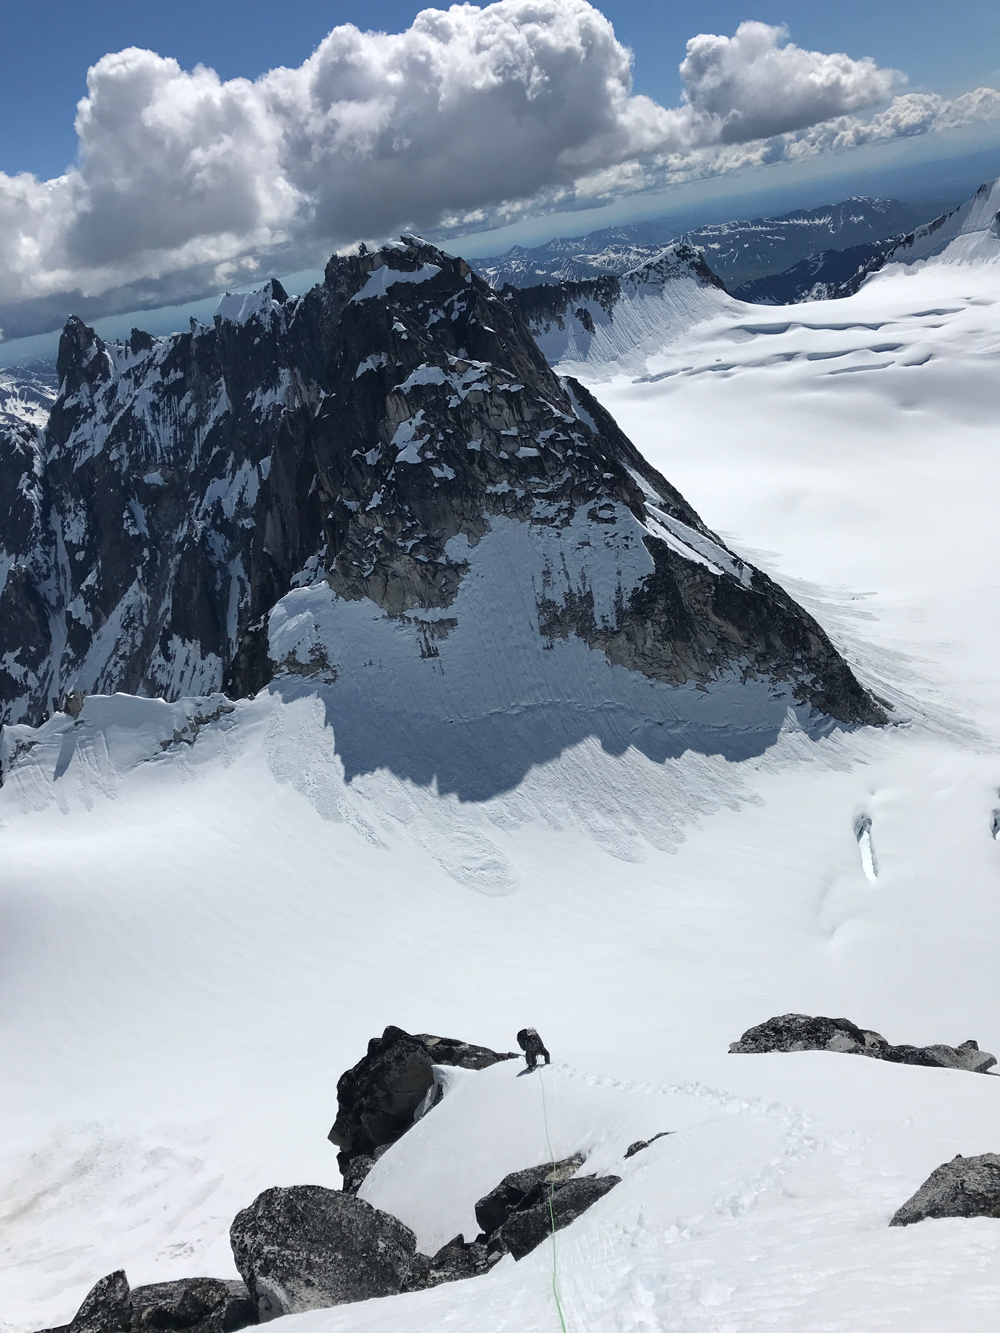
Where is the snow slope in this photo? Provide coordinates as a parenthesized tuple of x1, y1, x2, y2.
(890, 176, 1000, 266)
(2, 244, 1000, 1331)
(523, 245, 734, 374)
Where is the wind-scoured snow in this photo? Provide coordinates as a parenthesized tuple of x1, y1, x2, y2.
(2, 224, 1000, 1333)
(532, 246, 736, 375)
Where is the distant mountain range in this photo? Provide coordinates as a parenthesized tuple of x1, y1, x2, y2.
(473, 197, 935, 291)
(729, 241, 897, 304)
(733, 178, 1000, 304)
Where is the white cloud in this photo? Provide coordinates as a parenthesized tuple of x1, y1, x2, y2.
(678, 21, 900, 145)
(0, 2, 997, 337)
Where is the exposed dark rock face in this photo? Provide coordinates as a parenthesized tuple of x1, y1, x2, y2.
(624, 1132, 673, 1159)
(329, 1025, 518, 1189)
(501, 273, 621, 337)
(0, 363, 60, 725)
(35, 1273, 258, 1333)
(130, 1279, 256, 1333)
(729, 1014, 997, 1073)
(229, 1185, 416, 1319)
(472, 1161, 620, 1261)
(339, 1144, 392, 1196)
(474, 1155, 586, 1237)
(883, 1039, 997, 1073)
(403, 1235, 491, 1291)
(890, 1153, 1000, 1226)
(36, 1270, 132, 1333)
(0, 236, 885, 743)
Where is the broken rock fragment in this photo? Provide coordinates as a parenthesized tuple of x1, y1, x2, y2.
(729, 1014, 996, 1072)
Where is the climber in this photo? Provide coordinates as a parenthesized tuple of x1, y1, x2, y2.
(517, 1027, 551, 1070)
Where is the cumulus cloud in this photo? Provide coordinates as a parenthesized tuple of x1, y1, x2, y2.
(678, 21, 899, 143)
(0, 2, 997, 337)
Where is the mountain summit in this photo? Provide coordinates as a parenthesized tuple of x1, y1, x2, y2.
(0, 238, 883, 790)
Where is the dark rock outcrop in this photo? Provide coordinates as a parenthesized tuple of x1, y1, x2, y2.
(624, 1132, 673, 1159)
(229, 1185, 416, 1319)
(329, 1025, 518, 1189)
(890, 1153, 1000, 1226)
(36, 1270, 132, 1333)
(0, 363, 59, 726)
(130, 1279, 256, 1333)
(473, 198, 933, 290)
(403, 1235, 491, 1291)
(471, 1155, 620, 1261)
(729, 1014, 997, 1073)
(474, 1155, 585, 1237)
(884, 1039, 997, 1073)
(36, 1273, 259, 1333)
(338, 1144, 392, 1196)
(490, 1174, 621, 1261)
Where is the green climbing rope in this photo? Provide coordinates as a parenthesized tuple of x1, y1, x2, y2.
(538, 1067, 569, 1333)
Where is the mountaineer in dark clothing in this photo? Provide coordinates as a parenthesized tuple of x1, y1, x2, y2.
(517, 1027, 551, 1069)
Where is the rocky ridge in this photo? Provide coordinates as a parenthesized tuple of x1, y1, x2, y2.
(732, 177, 1000, 305)
(33, 1019, 1000, 1332)
(730, 239, 908, 304)
(729, 1014, 997, 1073)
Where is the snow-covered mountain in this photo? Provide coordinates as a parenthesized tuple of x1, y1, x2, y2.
(0, 239, 882, 769)
(887, 176, 1000, 265)
(0, 359, 58, 438)
(509, 178, 1000, 376)
(474, 197, 934, 290)
(501, 242, 736, 373)
(731, 177, 1000, 305)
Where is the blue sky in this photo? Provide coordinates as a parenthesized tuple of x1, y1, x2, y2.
(0, 0, 997, 348)
(2, 0, 997, 179)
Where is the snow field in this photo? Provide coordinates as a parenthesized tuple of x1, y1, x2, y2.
(2, 249, 1000, 1331)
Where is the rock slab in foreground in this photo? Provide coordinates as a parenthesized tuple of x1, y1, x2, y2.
(329, 1025, 518, 1187)
(474, 1156, 620, 1261)
(36, 1273, 258, 1333)
(729, 1014, 997, 1073)
(474, 1155, 585, 1237)
(36, 1271, 132, 1333)
(131, 1279, 257, 1332)
(403, 1235, 491, 1291)
(230, 1185, 416, 1319)
(890, 1153, 1000, 1226)
(496, 1176, 621, 1261)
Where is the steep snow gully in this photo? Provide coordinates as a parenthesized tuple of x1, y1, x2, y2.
(2, 178, 1000, 1333)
